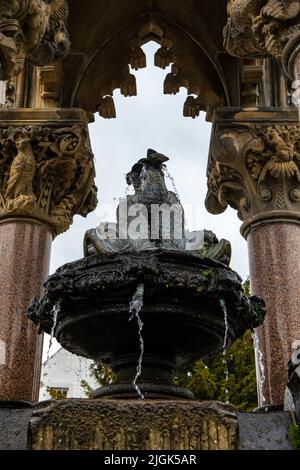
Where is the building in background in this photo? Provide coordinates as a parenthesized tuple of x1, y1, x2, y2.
(40, 348, 99, 400)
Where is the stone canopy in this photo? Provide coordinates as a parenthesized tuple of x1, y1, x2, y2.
(62, 0, 232, 120)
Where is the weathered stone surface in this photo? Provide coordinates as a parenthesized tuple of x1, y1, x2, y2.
(206, 108, 300, 238)
(0, 403, 33, 450)
(225, 1, 300, 60)
(0, 0, 70, 80)
(237, 411, 293, 450)
(0, 108, 97, 236)
(28, 400, 239, 451)
(0, 400, 295, 450)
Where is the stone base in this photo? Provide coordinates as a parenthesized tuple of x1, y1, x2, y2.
(0, 399, 294, 450)
(29, 400, 238, 450)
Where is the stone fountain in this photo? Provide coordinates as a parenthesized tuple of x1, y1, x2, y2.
(28, 149, 265, 402)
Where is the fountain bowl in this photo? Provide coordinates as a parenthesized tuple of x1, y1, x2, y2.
(28, 249, 265, 399)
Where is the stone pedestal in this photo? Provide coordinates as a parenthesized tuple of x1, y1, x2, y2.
(28, 400, 238, 450)
(0, 221, 51, 401)
(0, 109, 97, 401)
(206, 108, 300, 406)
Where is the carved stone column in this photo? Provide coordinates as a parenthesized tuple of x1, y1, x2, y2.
(0, 108, 96, 402)
(206, 108, 300, 407)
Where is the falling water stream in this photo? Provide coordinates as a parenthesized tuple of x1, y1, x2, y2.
(129, 283, 145, 399)
(220, 299, 230, 405)
(46, 304, 60, 363)
(252, 330, 266, 407)
(163, 167, 181, 201)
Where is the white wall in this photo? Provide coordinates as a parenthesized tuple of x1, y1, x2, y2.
(39, 348, 99, 400)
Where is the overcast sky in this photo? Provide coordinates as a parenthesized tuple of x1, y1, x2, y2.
(43, 42, 249, 360)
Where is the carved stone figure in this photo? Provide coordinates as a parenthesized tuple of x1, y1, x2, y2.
(5, 136, 36, 210)
(206, 111, 300, 237)
(0, 120, 97, 235)
(199, 230, 232, 267)
(84, 149, 185, 255)
(224, 0, 300, 59)
(0, 0, 70, 80)
(84, 149, 231, 266)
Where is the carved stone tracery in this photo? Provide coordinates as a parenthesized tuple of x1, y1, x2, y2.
(76, 17, 225, 121)
(206, 110, 300, 236)
(0, 113, 97, 235)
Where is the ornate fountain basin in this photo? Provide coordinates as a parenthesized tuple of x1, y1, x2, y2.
(29, 249, 265, 399)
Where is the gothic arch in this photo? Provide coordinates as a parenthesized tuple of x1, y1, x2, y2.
(61, 0, 232, 121)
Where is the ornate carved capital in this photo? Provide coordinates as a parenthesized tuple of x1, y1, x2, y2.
(206, 108, 300, 238)
(0, 0, 70, 80)
(224, 0, 300, 71)
(0, 109, 97, 236)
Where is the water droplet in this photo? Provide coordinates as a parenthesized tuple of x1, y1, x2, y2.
(252, 330, 266, 406)
(163, 167, 181, 201)
(220, 299, 230, 405)
(46, 304, 60, 363)
(129, 283, 145, 400)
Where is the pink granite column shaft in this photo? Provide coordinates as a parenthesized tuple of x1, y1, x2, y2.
(0, 221, 52, 402)
(248, 222, 300, 406)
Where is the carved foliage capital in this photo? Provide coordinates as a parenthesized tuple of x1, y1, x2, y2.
(224, 0, 300, 61)
(206, 117, 300, 234)
(0, 0, 70, 80)
(0, 122, 97, 235)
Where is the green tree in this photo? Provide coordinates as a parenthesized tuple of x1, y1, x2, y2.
(81, 362, 116, 398)
(174, 329, 257, 411)
(173, 278, 257, 411)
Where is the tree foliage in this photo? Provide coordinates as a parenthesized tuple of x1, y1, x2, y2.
(173, 279, 258, 411)
(174, 329, 257, 411)
(81, 362, 116, 398)
(290, 423, 300, 450)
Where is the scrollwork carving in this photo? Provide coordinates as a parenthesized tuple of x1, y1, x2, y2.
(224, 0, 300, 61)
(206, 112, 300, 235)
